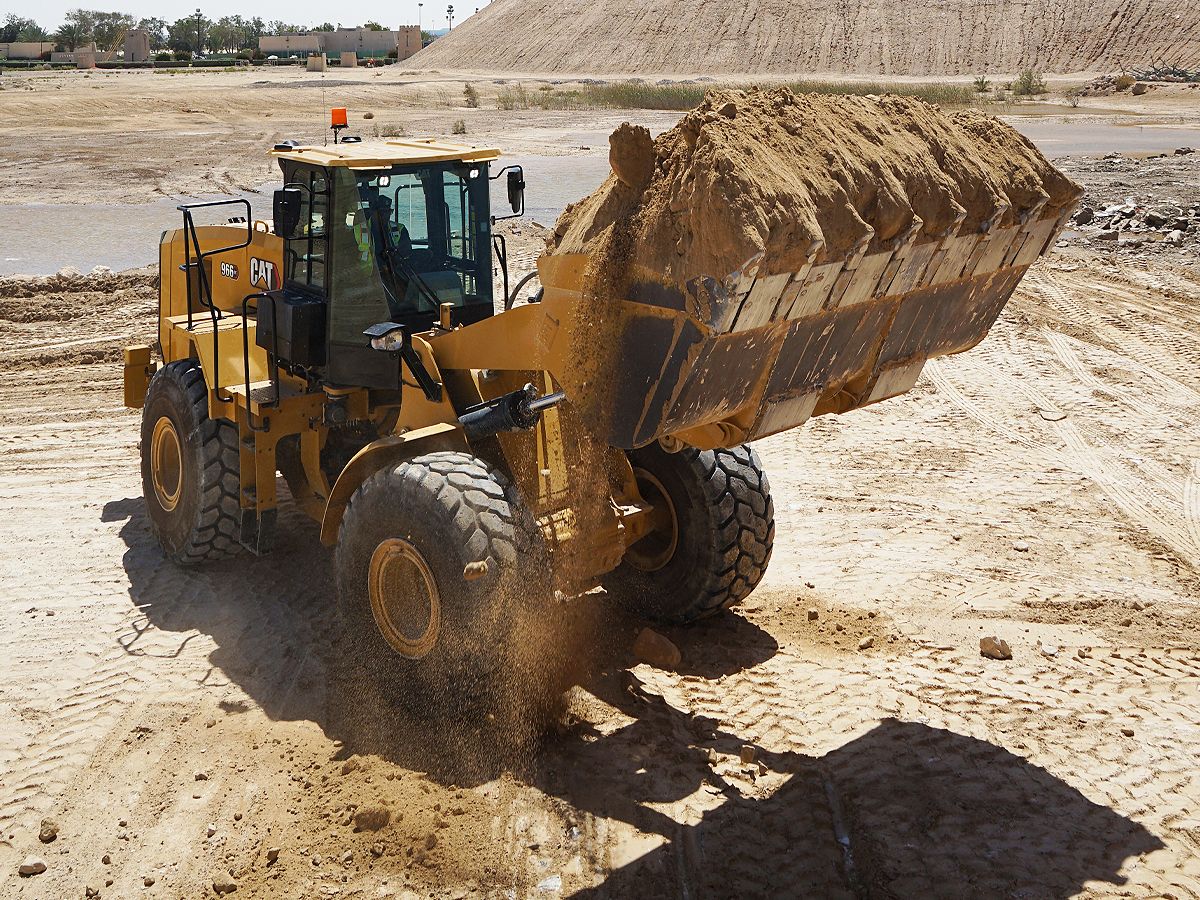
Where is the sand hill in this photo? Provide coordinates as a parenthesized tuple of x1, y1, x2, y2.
(412, 0, 1200, 76)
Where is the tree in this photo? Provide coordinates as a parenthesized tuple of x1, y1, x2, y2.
(54, 9, 96, 50)
(92, 12, 136, 51)
(361, 21, 385, 31)
(53, 21, 88, 51)
(136, 17, 169, 50)
(1, 14, 48, 42)
(167, 14, 209, 53)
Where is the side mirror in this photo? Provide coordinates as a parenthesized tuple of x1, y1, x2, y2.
(506, 168, 525, 215)
(273, 188, 303, 239)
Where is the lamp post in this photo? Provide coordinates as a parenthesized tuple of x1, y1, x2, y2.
(194, 7, 202, 54)
(418, 2, 423, 32)
(447, 5, 454, 30)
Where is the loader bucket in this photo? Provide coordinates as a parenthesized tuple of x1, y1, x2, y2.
(538, 89, 1081, 451)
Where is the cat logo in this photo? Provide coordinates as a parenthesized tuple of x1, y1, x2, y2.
(249, 257, 278, 290)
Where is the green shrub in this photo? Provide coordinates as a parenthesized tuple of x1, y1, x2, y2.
(1011, 69, 1047, 96)
(452, 118, 467, 134)
(973, 75, 990, 93)
(462, 83, 479, 108)
(496, 84, 533, 109)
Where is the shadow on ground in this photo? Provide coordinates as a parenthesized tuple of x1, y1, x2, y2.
(105, 495, 1164, 898)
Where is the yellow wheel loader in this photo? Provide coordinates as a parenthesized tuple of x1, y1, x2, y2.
(124, 117, 1074, 716)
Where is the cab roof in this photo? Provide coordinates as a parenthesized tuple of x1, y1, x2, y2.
(269, 138, 502, 169)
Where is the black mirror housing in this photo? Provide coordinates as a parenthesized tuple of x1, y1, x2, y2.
(506, 168, 525, 215)
(273, 188, 303, 239)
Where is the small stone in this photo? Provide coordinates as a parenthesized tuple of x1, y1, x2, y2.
(462, 560, 489, 581)
(340, 850, 353, 865)
(1166, 229, 1184, 245)
(266, 847, 281, 864)
(144, 875, 156, 887)
(370, 843, 384, 858)
(86, 887, 101, 899)
(632, 627, 681, 670)
(102, 854, 112, 865)
(233, 812, 242, 821)
(213, 874, 238, 894)
(1074, 206, 1095, 225)
(340, 758, 359, 776)
(1131, 82, 1148, 95)
(195, 771, 208, 781)
(857, 636, 874, 651)
(1040, 644, 1059, 657)
(739, 744, 756, 765)
(353, 806, 390, 832)
(807, 608, 819, 621)
(38, 818, 59, 843)
(1121, 727, 1135, 737)
(424, 832, 438, 851)
(18, 856, 47, 876)
(706, 747, 718, 764)
(980, 636, 1013, 660)
(1013, 540, 1031, 552)
(118, 819, 128, 828)
(1119, 617, 1133, 627)
(207, 824, 217, 837)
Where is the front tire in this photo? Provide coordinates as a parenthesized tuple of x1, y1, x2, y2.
(605, 443, 774, 624)
(334, 451, 548, 720)
(140, 360, 241, 564)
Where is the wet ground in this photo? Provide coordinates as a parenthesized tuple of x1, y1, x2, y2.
(5, 120, 1200, 276)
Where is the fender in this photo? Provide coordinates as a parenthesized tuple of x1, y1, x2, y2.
(319, 422, 468, 546)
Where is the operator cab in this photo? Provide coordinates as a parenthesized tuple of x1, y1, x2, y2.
(266, 139, 520, 389)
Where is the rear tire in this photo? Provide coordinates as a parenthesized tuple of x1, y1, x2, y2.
(335, 451, 549, 721)
(140, 360, 241, 564)
(605, 443, 774, 624)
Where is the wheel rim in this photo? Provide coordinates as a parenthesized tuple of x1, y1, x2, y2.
(150, 415, 184, 512)
(368, 539, 441, 659)
(625, 468, 679, 572)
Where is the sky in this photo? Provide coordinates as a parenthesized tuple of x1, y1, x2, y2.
(3, 0, 491, 31)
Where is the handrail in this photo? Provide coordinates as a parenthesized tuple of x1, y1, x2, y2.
(240, 291, 280, 431)
(177, 198, 253, 404)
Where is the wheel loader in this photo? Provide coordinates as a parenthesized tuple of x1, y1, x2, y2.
(123, 111, 1076, 716)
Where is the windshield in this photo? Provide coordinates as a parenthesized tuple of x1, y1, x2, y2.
(279, 159, 494, 358)
(345, 162, 491, 325)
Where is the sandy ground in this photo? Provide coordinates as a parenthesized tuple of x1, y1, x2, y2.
(2, 242, 1199, 898)
(2, 67, 1200, 208)
(2, 68, 1200, 899)
(408, 0, 1200, 77)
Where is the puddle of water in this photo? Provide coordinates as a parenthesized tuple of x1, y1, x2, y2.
(1007, 120, 1200, 157)
(0, 192, 274, 276)
(5, 118, 1200, 275)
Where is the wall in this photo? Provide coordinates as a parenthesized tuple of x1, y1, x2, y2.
(0, 41, 56, 60)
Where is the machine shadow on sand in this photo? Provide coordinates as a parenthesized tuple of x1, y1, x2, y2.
(104, 495, 1163, 898)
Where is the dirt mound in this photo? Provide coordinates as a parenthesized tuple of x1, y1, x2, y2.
(552, 88, 1080, 283)
(413, 0, 1200, 76)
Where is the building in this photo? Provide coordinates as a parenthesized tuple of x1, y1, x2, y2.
(259, 26, 422, 60)
(124, 29, 151, 63)
(0, 41, 55, 60)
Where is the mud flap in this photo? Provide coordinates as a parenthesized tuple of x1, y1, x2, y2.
(239, 508, 277, 556)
